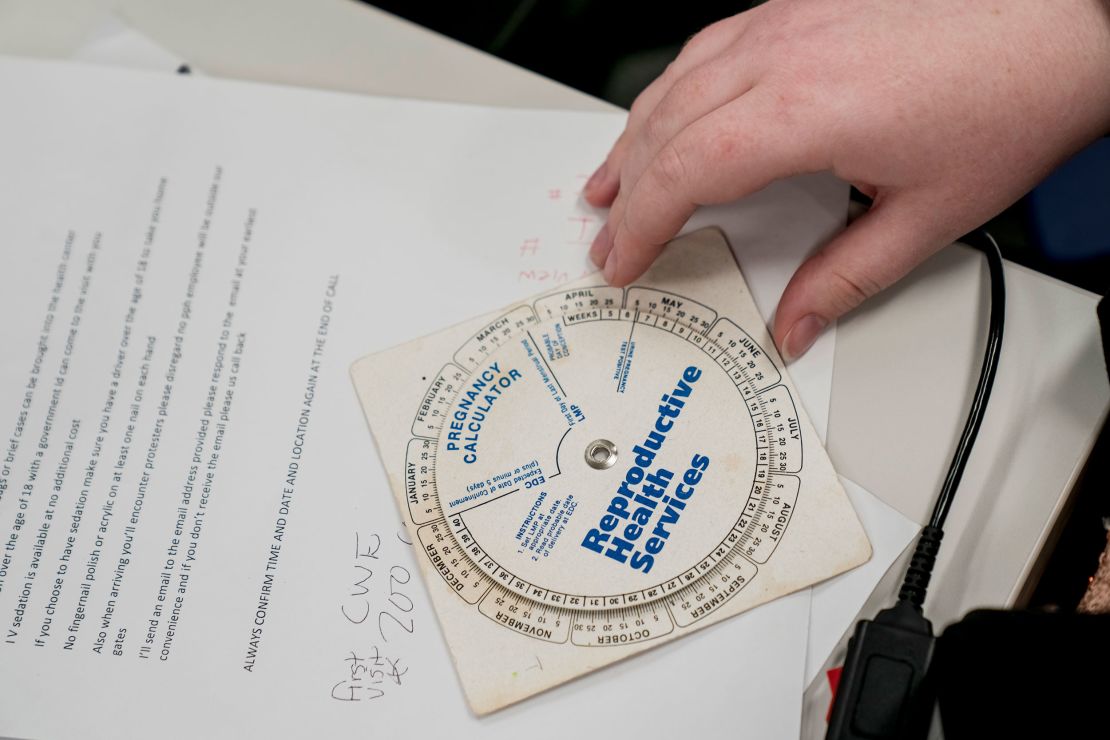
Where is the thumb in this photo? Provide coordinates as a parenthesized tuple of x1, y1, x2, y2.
(773, 193, 943, 362)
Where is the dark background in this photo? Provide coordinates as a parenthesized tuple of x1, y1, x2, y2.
(366, 1, 745, 109)
(365, 0, 1110, 610)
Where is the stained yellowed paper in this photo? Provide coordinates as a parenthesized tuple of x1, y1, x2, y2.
(352, 228, 870, 714)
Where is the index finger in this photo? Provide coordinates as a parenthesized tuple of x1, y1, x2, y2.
(584, 15, 751, 208)
(604, 89, 819, 286)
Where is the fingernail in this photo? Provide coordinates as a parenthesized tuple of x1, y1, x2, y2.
(782, 314, 828, 363)
(603, 247, 619, 284)
(585, 162, 607, 193)
(589, 223, 612, 267)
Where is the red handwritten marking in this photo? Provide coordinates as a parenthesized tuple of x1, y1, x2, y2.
(518, 269, 570, 284)
(567, 215, 595, 242)
(548, 189, 562, 200)
(519, 238, 540, 257)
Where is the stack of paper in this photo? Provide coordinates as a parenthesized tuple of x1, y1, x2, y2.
(0, 34, 917, 739)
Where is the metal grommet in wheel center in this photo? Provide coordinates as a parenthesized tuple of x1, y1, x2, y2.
(585, 439, 618, 470)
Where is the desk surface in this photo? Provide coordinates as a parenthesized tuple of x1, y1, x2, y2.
(2, 0, 1107, 723)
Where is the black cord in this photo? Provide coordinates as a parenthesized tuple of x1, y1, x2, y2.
(828, 230, 1007, 740)
(930, 231, 1006, 529)
(898, 229, 1006, 608)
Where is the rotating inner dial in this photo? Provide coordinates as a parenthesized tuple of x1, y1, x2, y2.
(404, 284, 804, 644)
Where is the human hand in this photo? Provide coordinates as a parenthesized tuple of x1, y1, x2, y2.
(584, 0, 1110, 360)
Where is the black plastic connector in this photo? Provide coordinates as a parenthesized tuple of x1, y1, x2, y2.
(825, 600, 936, 740)
(898, 525, 943, 608)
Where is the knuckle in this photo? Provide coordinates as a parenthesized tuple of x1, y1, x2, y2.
(628, 78, 663, 119)
(680, 28, 713, 57)
(652, 142, 690, 192)
(659, 59, 680, 82)
(629, 92, 650, 121)
(641, 110, 670, 149)
(672, 64, 711, 105)
(683, 17, 732, 56)
(825, 267, 882, 314)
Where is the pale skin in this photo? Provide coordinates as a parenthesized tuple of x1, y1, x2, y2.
(584, 0, 1110, 361)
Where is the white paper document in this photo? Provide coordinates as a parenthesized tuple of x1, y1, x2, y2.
(0, 57, 851, 738)
(806, 477, 920, 685)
